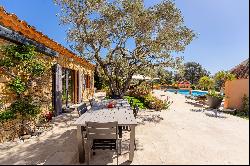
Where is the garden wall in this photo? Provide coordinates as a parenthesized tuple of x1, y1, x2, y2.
(224, 78, 249, 110)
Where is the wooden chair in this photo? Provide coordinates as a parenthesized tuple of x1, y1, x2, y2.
(77, 103, 88, 117)
(89, 98, 96, 107)
(85, 121, 121, 165)
(133, 105, 139, 118)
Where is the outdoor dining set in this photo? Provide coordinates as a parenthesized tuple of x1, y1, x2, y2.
(72, 99, 138, 165)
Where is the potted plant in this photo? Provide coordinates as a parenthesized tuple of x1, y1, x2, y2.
(206, 90, 224, 109)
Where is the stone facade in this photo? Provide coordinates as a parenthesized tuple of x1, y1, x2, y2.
(0, 7, 95, 143)
(0, 38, 94, 112)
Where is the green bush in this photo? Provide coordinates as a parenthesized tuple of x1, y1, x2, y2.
(206, 90, 224, 100)
(190, 85, 196, 90)
(9, 98, 40, 119)
(123, 96, 146, 109)
(241, 94, 249, 116)
(125, 81, 172, 111)
(128, 82, 151, 98)
(0, 110, 16, 122)
(30, 63, 46, 76)
(143, 94, 171, 111)
(9, 77, 26, 95)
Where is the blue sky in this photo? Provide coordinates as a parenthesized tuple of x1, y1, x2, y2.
(0, 0, 249, 75)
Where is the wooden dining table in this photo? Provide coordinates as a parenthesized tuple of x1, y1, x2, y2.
(72, 99, 137, 163)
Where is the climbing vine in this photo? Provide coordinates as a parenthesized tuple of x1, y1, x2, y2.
(0, 44, 48, 135)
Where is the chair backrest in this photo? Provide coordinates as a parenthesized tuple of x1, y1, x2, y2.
(89, 98, 96, 107)
(77, 103, 88, 116)
(86, 121, 118, 140)
(133, 105, 139, 118)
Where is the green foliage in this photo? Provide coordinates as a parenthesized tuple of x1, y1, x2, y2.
(190, 84, 196, 90)
(129, 82, 151, 97)
(0, 110, 16, 122)
(94, 66, 109, 90)
(9, 98, 41, 119)
(1, 44, 47, 96)
(241, 94, 249, 116)
(0, 100, 3, 110)
(55, 0, 195, 97)
(143, 94, 171, 111)
(0, 57, 14, 68)
(4, 44, 36, 61)
(123, 96, 146, 109)
(9, 77, 26, 95)
(0, 44, 47, 127)
(206, 90, 224, 100)
(30, 63, 46, 76)
(126, 82, 172, 111)
(198, 76, 214, 91)
(183, 62, 210, 85)
(214, 71, 236, 91)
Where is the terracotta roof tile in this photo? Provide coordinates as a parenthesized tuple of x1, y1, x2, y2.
(0, 6, 95, 70)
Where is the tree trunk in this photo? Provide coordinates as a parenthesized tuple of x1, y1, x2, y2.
(108, 75, 133, 99)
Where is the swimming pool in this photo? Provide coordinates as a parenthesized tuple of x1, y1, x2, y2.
(166, 89, 208, 96)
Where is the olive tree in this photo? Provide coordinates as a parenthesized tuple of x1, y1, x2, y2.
(55, 0, 195, 98)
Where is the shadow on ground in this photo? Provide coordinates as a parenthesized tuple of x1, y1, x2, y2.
(185, 100, 205, 108)
(0, 128, 78, 164)
(137, 114, 164, 125)
(0, 111, 143, 165)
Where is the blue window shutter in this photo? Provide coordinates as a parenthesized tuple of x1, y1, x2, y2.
(52, 64, 62, 116)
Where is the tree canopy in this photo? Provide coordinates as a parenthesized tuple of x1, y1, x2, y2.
(198, 76, 214, 91)
(55, 0, 195, 98)
(214, 71, 236, 91)
(183, 62, 210, 85)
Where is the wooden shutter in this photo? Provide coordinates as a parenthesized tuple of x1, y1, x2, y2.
(52, 64, 62, 116)
(65, 69, 69, 107)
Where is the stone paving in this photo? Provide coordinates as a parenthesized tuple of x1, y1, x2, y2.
(0, 90, 249, 165)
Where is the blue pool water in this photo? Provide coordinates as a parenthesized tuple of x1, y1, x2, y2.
(166, 89, 208, 96)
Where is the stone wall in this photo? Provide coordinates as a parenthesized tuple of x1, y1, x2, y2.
(0, 38, 94, 110)
(0, 38, 94, 143)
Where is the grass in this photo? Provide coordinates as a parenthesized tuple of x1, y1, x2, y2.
(123, 96, 146, 109)
(103, 95, 146, 109)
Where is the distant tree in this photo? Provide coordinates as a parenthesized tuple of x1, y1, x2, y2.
(231, 60, 249, 79)
(183, 62, 210, 85)
(55, 0, 195, 98)
(198, 76, 214, 91)
(153, 67, 173, 84)
(214, 71, 236, 91)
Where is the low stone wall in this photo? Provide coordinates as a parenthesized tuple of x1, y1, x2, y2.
(0, 119, 21, 143)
